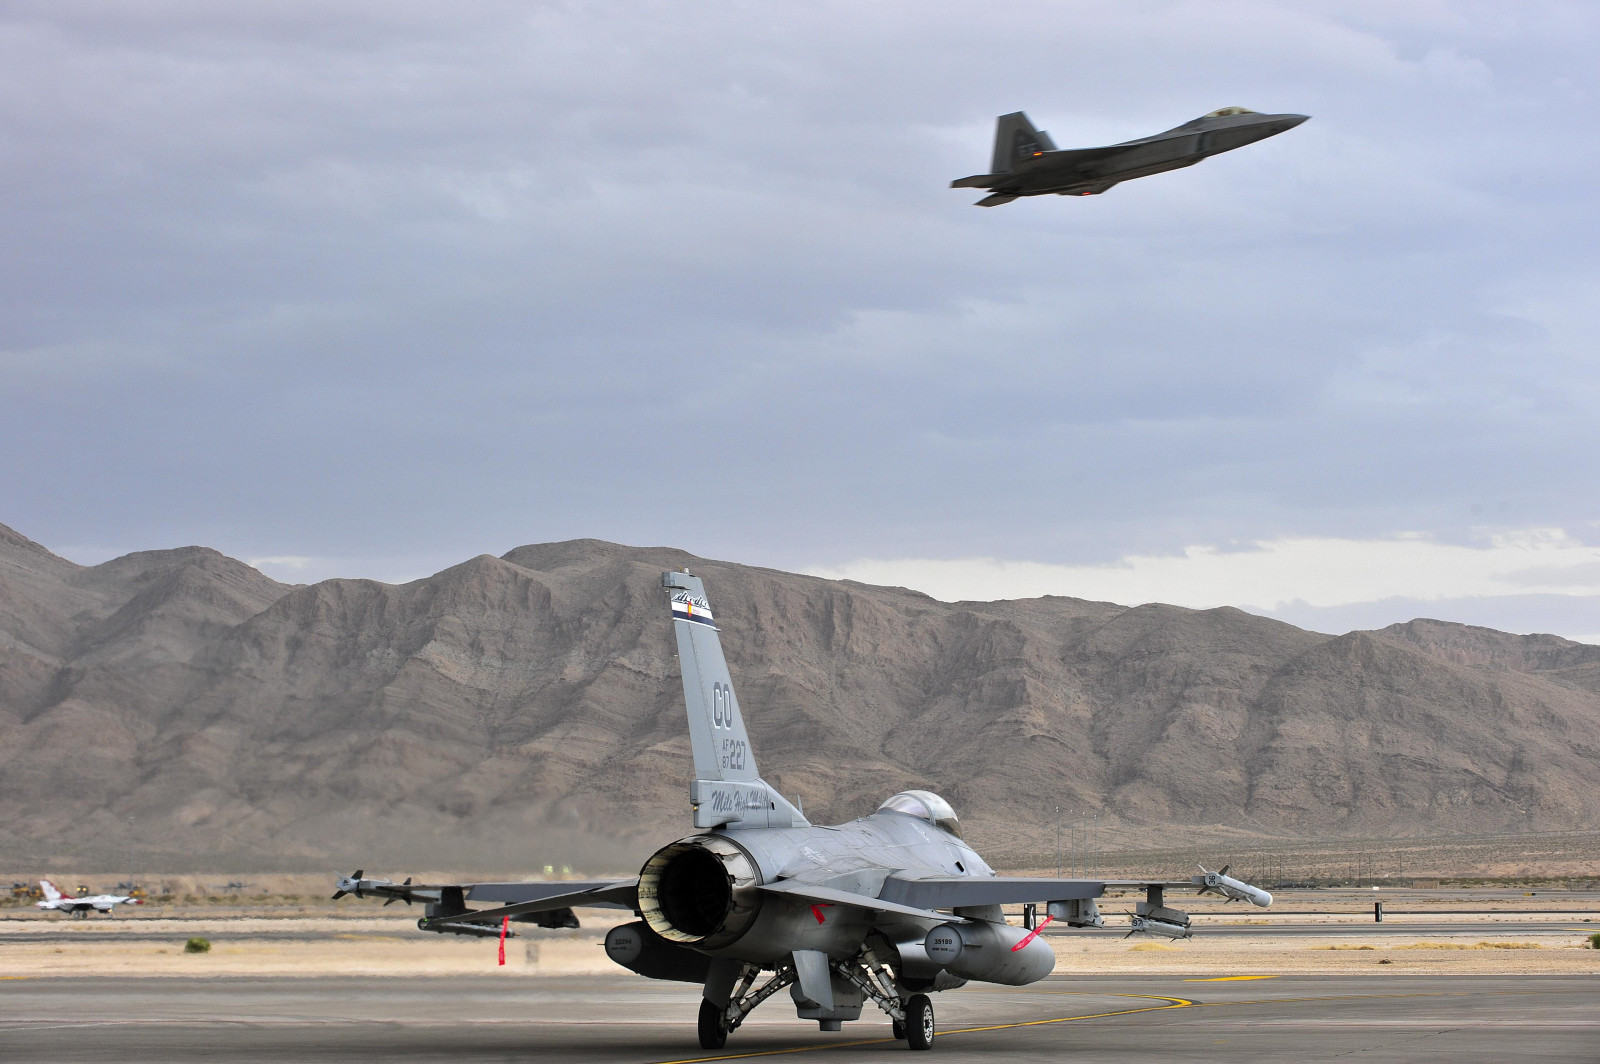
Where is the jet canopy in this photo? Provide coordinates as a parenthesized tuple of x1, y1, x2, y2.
(877, 790, 962, 838)
(1203, 106, 1257, 117)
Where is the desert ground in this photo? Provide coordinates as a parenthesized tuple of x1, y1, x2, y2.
(3, 886, 1595, 979)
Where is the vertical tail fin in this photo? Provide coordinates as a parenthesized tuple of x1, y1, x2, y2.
(40, 879, 61, 902)
(664, 571, 758, 784)
(662, 571, 807, 830)
(991, 111, 1057, 173)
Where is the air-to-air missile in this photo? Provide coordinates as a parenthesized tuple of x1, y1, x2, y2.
(952, 107, 1308, 206)
(1194, 864, 1275, 907)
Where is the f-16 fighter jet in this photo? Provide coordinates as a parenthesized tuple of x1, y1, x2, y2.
(952, 107, 1308, 205)
(334, 572, 1271, 1051)
(35, 880, 142, 917)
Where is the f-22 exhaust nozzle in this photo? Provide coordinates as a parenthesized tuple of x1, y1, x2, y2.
(1193, 865, 1273, 908)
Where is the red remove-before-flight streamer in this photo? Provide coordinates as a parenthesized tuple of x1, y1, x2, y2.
(498, 915, 510, 965)
(1011, 914, 1053, 951)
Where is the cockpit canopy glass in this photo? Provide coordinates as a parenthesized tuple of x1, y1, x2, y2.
(877, 789, 963, 838)
(1203, 106, 1257, 118)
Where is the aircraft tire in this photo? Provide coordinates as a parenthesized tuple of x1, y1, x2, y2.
(905, 994, 934, 1051)
(697, 998, 728, 1050)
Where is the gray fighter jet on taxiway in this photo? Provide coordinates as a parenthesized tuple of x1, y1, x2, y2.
(333, 572, 1271, 1051)
(953, 106, 1308, 205)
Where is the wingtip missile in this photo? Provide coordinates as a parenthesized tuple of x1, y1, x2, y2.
(1194, 865, 1273, 908)
(331, 869, 367, 901)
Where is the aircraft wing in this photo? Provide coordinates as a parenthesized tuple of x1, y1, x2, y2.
(880, 875, 1194, 910)
(950, 146, 1127, 190)
(334, 872, 637, 915)
(466, 880, 637, 908)
(413, 880, 640, 929)
(756, 880, 950, 923)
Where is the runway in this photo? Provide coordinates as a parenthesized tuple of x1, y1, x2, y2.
(6, 918, 1592, 944)
(2, 973, 1594, 1062)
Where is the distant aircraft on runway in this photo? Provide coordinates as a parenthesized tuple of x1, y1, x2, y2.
(952, 107, 1308, 205)
(36, 879, 142, 917)
(333, 571, 1271, 1051)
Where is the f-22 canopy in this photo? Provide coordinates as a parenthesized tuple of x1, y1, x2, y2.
(952, 106, 1308, 206)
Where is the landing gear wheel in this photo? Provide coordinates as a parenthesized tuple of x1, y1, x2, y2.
(698, 998, 728, 1051)
(905, 994, 934, 1051)
(893, 1018, 907, 1040)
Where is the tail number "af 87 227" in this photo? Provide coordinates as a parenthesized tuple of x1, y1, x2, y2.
(721, 738, 747, 772)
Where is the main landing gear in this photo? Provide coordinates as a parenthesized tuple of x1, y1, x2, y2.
(904, 994, 935, 1051)
(697, 952, 937, 1052)
(698, 998, 728, 1051)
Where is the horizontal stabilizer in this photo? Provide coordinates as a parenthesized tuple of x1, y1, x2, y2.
(975, 192, 1017, 207)
(880, 875, 1104, 910)
(950, 174, 1003, 189)
(757, 880, 949, 923)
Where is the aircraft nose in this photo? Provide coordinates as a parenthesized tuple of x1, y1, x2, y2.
(1281, 114, 1310, 129)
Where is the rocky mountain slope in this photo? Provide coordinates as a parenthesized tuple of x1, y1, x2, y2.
(2, 523, 1598, 870)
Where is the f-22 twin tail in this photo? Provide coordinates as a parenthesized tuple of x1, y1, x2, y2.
(334, 572, 1271, 1051)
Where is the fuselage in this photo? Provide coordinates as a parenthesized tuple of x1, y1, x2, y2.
(962, 110, 1308, 201)
(1025, 112, 1305, 195)
(730, 809, 994, 891)
(653, 810, 995, 967)
(37, 893, 138, 916)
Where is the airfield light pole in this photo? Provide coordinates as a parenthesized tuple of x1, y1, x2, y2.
(1069, 812, 1078, 877)
(1054, 806, 1062, 877)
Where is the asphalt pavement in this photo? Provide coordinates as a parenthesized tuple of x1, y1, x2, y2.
(2, 972, 1595, 1063)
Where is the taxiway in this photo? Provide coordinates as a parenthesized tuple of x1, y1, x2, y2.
(2, 973, 1594, 1063)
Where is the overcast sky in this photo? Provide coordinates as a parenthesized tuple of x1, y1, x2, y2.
(3, 2, 1597, 640)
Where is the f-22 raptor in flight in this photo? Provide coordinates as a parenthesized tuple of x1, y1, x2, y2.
(334, 572, 1271, 1051)
(953, 107, 1308, 206)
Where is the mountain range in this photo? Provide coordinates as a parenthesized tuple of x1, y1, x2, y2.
(2, 522, 1598, 871)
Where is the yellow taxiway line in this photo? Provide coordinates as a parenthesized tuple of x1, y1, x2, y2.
(1184, 975, 1280, 982)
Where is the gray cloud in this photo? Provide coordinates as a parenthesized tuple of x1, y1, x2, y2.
(3, 2, 1598, 615)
